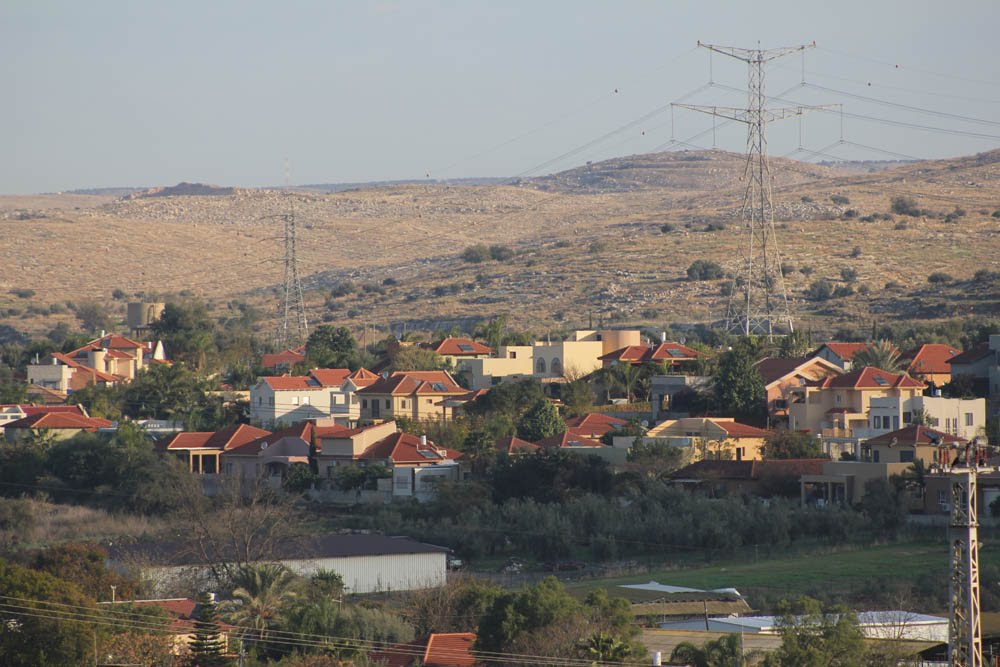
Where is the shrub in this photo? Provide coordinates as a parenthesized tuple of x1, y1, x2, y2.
(992, 210, 1000, 219)
(833, 284, 855, 298)
(927, 272, 953, 284)
(111, 288, 126, 300)
(329, 281, 356, 298)
(831, 194, 850, 205)
(857, 284, 870, 295)
(799, 266, 814, 276)
(840, 268, 859, 282)
(660, 223, 674, 233)
(686, 259, 725, 281)
(884, 280, 902, 290)
(843, 209, 858, 219)
(588, 240, 608, 253)
(781, 263, 795, 276)
(805, 279, 834, 301)
(489, 245, 514, 261)
(554, 239, 572, 248)
(10, 288, 34, 299)
(894, 220, 909, 230)
(703, 222, 726, 232)
(850, 246, 862, 258)
(800, 195, 814, 203)
(346, 308, 362, 317)
(891, 195, 922, 217)
(382, 277, 398, 286)
(461, 244, 491, 263)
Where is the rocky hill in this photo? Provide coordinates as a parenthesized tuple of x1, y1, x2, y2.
(1, 149, 997, 340)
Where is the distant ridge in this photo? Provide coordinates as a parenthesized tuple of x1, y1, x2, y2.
(124, 182, 235, 199)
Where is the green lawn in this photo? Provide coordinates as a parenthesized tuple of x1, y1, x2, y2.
(563, 538, 993, 607)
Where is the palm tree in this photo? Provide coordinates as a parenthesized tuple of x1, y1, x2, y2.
(582, 631, 632, 664)
(853, 339, 901, 372)
(221, 563, 298, 648)
(671, 634, 754, 667)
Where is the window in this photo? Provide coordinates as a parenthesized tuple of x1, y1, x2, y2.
(401, 400, 408, 409)
(362, 399, 368, 409)
(509, 351, 517, 359)
(551, 357, 562, 375)
(872, 416, 881, 429)
(385, 399, 390, 409)
(899, 450, 914, 463)
(872, 450, 880, 463)
(536, 358, 547, 373)
(291, 396, 299, 406)
(892, 416, 899, 430)
(269, 397, 274, 406)
(835, 393, 842, 404)
(302, 396, 310, 405)
(902, 412, 911, 424)
(965, 412, 974, 426)
(257, 397, 262, 406)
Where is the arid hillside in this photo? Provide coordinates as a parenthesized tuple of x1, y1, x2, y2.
(1, 149, 998, 340)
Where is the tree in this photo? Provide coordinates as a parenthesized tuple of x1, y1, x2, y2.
(465, 378, 544, 424)
(475, 314, 509, 352)
(0, 364, 26, 403)
(712, 338, 766, 423)
(388, 346, 446, 372)
(776, 330, 812, 358)
(222, 563, 298, 653)
(121, 363, 226, 430)
(626, 440, 685, 479)
(764, 429, 822, 460)
(805, 279, 834, 302)
(0, 558, 96, 667)
(763, 597, 866, 667)
(150, 300, 216, 370)
(516, 399, 565, 442)
(282, 463, 319, 494)
(687, 259, 726, 281)
(852, 339, 901, 372)
(74, 300, 113, 334)
(671, 634, 748, 667)
(860, 478, 907, 537)
(460, 429, 498, 475)
(476, 577, 582, 658)
(191, 592, 230, 666)
(406, 576, 502, 637)
(560, 379, 595, 418)
(305, 325, 356, 368)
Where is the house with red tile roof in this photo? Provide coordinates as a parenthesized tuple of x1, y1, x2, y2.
(261, 344, 306, 371)
(495, 435, 540, 456)
(220, 422, 322, 483)
(901, 344, 962, 387)
(599, 341, 703, 370)
(0, 403, 87, 426)
(424, 337, 493, 364)
(645, 417, 772, 462)
(158, 423, 271, 474)
(98, 598, 233, 656)
(787, 367, 925, 437)
(372, 632, 479, 667)
(811, 342, 872, 371)
(670, 458, 827, 497)
(861, 425, 966, 467)
(754, 356, 843, 426)
(945, 336, 1000, 412)
(357, 371, 467, 422)
(250, 367, 377, 427)
(3, 412, 114, 443)
(563, 412, 628, 438)
(27, 333, 165, 392)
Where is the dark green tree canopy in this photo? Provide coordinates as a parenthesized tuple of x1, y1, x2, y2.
(516, 399, 565, 442)
(764, 429, 822, 460)
(712, 337, 766, 424)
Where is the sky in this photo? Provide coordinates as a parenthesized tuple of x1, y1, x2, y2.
(3, 0, 999, 194)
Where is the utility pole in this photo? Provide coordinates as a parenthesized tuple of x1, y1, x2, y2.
(674, 41, 825, 339)
(946, 439, 990, 667)
(275, 160, 309, 348)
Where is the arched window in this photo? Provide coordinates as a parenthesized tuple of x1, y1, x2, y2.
(536, 358, 547, 373)
(551, 357, 563, 375)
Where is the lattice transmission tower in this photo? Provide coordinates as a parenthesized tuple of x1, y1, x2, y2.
(674, 41, 823, 338)
(275, 161, 308, 348)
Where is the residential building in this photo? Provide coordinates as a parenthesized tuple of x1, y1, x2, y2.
(649, 374, 711, 421)
(564, 412, 628, 439)
(3, 412, 113, 443)
(158, 423, 271, 474)
(357, 371, 466, 422)
(261, 345, 306, 371)
(598, 340, 703, 371)
(27, 333, 166, 392)
(645, 417, 772, 462)
(946, 335, 1000, 415)
(787, 367, 925, 436)
(495, 435, 540, 456)
(424, 337, 493, 366)
(0, 404, 87, 426)
(860, 425, 966, 466)
(249, 367, 378, 427)
(754, 356, 843, 426)
(811, 342, 871, 371)
(221, 422, 321, 483)
(463, 329, 641, 390)
(98, 597, 233, 656)
(800, 460, 912, 506)
(901, 343, 961, 387)
(860, 395, 986, 441)
(372, 632, 478, 667)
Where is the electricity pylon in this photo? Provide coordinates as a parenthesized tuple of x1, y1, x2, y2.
(674, 41, 822, 338)
(276, 202, 308, 348)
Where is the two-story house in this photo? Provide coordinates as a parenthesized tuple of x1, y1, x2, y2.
(811, 342, 871, 371)
(754, 356, 843, 427)
(787, 367, 925, 436)
(423, 337, 493, 367)
(27, 333, 166, 393)
(643, 417, 772, 462)
(860, 425, 966, 466)
(901, 343, 961, 387)
(356, 371, 466, 422)
(158, 423, 272, 474)
(249, 368, 378, 428)
(860, 395, 986, 441)
(598, 340, 703, 371)
(946, 335, 1000, 415)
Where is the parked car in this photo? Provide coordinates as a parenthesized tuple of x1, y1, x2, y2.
(447, 555, 465, 570)
(499, 558, 523, 574)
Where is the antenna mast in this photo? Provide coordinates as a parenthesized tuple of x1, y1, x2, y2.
(675, 41, 820, 338)
(276, 159, 309, 348)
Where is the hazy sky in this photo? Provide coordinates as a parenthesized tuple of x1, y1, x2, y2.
(4, 1, 999, 194)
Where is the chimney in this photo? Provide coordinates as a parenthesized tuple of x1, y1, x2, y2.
(100, 330, 106, 338)
(661, 331, 667, 343)
(420, 435, 427, 448)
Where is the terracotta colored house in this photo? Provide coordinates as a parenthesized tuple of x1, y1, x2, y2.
(754, 356, 843, 426)
(901, 344, 961, 387)
(261, 345, 306, 371)
(98, 597, 233, 656)
(158, 423, 271, 474)
(787, 367, 925, 436)
(0, 404, 88, 426)
(564, 412, 628, 439)
(425, 337, 493, 365)
(495, 435, 540, 456)
(3, 412, 113, 443)
(249, 367, 378, 427)
(27, 333, 166, 392)
(357, 371, 467, 422)
(860, 425, 966, 467)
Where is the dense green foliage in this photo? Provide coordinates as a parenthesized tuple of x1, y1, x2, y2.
(712, 337, 766, 423)
(515, 399, 565, 441)
(765, 430, 822, 460)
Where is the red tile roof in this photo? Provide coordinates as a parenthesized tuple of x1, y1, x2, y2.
(159, 423, 271, 452)
(599, 342, 702, 364)
(431, 338, 493, 357)
(261, 346, 307, 369)
(372, 633, 478, 667)
(224, 422, 316, 457)
(564, 413, 628, 436)
(360, 432, 463, 464)
(903, 344, 961, 377)
(536, 430, 605, 448)
(753, 356, 843, 387)
(495, 436, 541, 455)
(811, 367, 924, 390)
(102, 598, 233, 634)
(866, 425, 966, 446)
(713, 421, 772, 438)
(348, 367, 380, 387)
(0, 405, 87, 417)
(308, 368, 353, 386)
(3, 412, 112, 431)
(817, 342, 870, 361)
(260, 375, 316, 390)
(357, 371, 464, 397)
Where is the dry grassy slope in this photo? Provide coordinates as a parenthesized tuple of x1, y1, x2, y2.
(1, 149, 998, 339)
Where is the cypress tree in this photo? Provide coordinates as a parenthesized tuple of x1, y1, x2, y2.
(190, 592, 229, 667)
